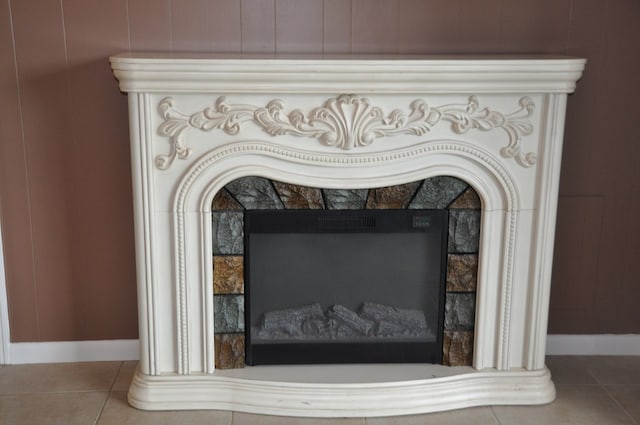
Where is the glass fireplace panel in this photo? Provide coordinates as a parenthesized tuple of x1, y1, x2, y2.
(244, 209, 448, 365)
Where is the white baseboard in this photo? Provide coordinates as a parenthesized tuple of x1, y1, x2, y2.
(546, 334, 640, 356)
(7, 339, 139, 364)
(3, 335, 638, 365)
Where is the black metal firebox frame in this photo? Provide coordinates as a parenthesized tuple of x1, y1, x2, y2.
(244, 209, 449, 366)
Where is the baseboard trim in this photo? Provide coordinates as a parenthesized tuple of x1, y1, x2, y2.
(7, 339, 139, 364)
(3, 335, 638, 364)
(546, 334, 640, 356)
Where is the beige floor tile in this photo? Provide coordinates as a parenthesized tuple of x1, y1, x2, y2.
(605, 385, 640, 423)
(492, 385, 636, 425)
(233, 412, 365, 425)
(366, 407, 499, 425)
(111, 360, 138, 391)
(583, 356, 640, 385)
(0, 391, 107, 425)
(97, 391, 232, 425)
(546, 356, 598, 384)
(0, 361, 121, 394)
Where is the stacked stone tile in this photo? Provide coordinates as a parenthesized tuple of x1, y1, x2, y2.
(212, 176, 480, 369)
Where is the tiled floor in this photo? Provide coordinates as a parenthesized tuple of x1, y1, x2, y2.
(0, 356, 638, 424)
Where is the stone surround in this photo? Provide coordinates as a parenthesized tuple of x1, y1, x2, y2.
(212, 176, 480, 369)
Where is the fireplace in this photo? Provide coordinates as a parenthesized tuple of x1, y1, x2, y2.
(110, 53, 585, 416)
(245, 208, 448, 365)
(211, 175, 477, 369)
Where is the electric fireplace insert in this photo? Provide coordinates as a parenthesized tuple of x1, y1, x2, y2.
(244, 209, 448, 365)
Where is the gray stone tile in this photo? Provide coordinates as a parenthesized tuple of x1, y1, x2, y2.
(444, 293, 475, 331)
(233, 412, 365, 425)
(583, 356, 640, 385)
(448, 210, 480, 253)
(491, 385, 636, 425)
(224, 176, 283, 210)
(366, 407, 499, 425)
(408, 176, 468, 209)
(323, 189, 368, 210)
(97, 391, 230, 425)
(0, 361, 121, 394)
(212, 211, 244, 255)
(546, 356, 598, 385)
(606, 385, 640, 423)
(0, 391, 107, 425)
(214, 295, 245, 333)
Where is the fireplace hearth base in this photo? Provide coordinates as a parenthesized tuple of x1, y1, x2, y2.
(110, 54, 584, 416)
(129, 364, 554, 416)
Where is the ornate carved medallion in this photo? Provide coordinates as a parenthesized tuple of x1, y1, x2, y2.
(156, 95, 536, 170)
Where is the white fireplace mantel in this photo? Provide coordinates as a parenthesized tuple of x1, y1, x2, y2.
(110, 53, 585, 417)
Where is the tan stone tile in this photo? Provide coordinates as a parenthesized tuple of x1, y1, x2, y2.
(446, 254, 478, 292)
(365, 182, 421, 209)
(111, 360, 138, 391)
(491, 385, 635, 425)
(0, 391, 107, 425)
(449, 187, 481, 209)
(213, 255, 244, 294)
(442, 331, 473, 366)
(606, 385, 640, 423)
(272, 181, 325, 209)
(214, 334, 245, 369)
(583, 356, 640, 385)
(212, 189, 243, 211)
(0, 361, 121, 394)
(546, 356, 598, 385)
(233, 412, 365, 425)
(366, 407, 499, 425)
(97, 391, 231, 425)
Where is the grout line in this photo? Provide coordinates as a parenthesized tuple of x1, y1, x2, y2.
(584, 359, 603, 386)
(108, 360, 124, 392)
(0, 389, 118, 396)
(600, 384, 640, 425)
(490, 405, 504, 425)
(93, 361, 124, 425)
(92, 391, 110, 425)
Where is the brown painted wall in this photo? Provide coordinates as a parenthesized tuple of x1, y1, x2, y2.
(0, 0, 638, 342)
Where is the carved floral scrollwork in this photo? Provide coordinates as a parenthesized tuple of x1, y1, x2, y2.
(156, 94, 536, 170)
(156, 97, 255, 170)
(439, 96, 536, 167)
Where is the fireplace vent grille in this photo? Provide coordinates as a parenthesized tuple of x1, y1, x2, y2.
(317, 215, 376, 230)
